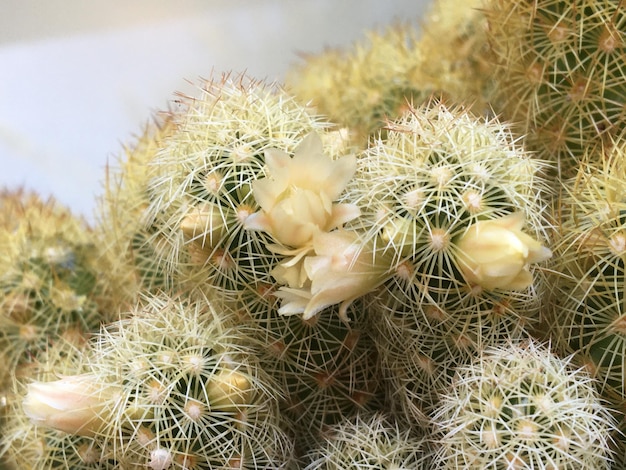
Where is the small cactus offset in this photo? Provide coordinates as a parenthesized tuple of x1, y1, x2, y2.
(484, 0, 626, 175)
(302, 411, 433, 469)
(431, 339, 618, 469)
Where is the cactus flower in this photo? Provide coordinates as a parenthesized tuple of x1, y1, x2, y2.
(275, 230, 392, 322)
(455, 212, 552, 291)
(22, 374, 120, 437)
(244, 132, 360, 249)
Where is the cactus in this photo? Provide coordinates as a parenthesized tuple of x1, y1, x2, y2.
(342, 101, 551, 423)
(0, 334, 115, 469)
(484, 0, 626, 175)
(544, 148, 626, 415)
(0, 190, 110, 389)
(235, 295, 384, 455)
(285, 23, 425, 145)
(431, 339, 617, 469)
(11, 293, 296, 468)
(124, 73, 355, 314)
(415, 0, 495, 115)
(302, 411, 433, 469)
(285, 0, 496, 148)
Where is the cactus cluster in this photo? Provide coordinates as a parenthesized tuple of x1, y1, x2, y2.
(484, 0, 626, 174)
(4, 0, 626, 467)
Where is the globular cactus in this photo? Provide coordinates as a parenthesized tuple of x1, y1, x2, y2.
(14, 293, 296, 469)
(0, 334, 114, 469)
(286, 0, 496, 148)
(302, 411, 433, 469)
(544, 148, 626, 417)
(121, 73, 358, 313)
(285, 23, 425, 145)
(431, 340, 617, 469)
(0, 190, 111, 390)
(415, 0, 495, 115)
(484, 0, 626, 175)
(342, 101, 552, 423)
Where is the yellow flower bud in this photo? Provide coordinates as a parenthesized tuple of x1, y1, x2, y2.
(455, 213, 552, 291)
(206, 369, 252, 412)
(22, 374, 120, 437)
(180, 202, 226, 249)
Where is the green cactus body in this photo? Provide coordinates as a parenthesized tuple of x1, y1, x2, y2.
(484, 0, 626, 174)
(97, 116, 178, 304)
(0, 190, 109, 384)
(302, 411, 432, 469)
(87, 294, 295, 468)
(546, 152, 626, 414)
(343, 101, 551, 423)
(431, 340, 617, 469)
(236, 296, 383, 456)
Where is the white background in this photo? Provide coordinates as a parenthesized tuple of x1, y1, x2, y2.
(0, 0, 430, 221)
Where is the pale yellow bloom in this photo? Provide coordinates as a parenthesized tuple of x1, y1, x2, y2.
(455, 212, 552, 290)
(23, 374, 120, 436)
(275, 230, 393, 322)
(244, 132, 360, 248)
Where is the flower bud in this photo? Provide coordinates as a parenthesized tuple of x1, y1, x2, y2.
(180, 202, 226, 249)
(22, 374, 120, 437)
(455, 213, 552, 290)
(206, 368, 252, 412)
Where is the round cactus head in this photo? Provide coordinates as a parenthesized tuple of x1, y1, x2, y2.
(432, 340, 617, 469)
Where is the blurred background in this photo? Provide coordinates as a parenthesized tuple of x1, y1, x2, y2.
(0, 0, 429, 221)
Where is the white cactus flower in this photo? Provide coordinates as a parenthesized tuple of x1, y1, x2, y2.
(244, 132, 360, 249)
(275, 230, 392, 322)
